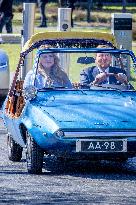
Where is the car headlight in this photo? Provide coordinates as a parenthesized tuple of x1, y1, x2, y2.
(23, 86, 37, 100)
(55, 130, 64, 138)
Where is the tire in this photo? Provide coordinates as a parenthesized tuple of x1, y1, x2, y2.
(26, 131, 44, 174)
(7, 134, 23, 162)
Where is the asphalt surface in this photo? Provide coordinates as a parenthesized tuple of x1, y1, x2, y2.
(0, 110, 136, 205)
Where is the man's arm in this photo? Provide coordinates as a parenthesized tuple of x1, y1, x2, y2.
(80, 67, 94, 85)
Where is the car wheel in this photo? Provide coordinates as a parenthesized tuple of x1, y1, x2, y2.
(7, 134, 23, 162)
(26, 131, 44, 174)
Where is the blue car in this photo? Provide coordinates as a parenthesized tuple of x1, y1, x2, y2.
(2, 31, 136, 174)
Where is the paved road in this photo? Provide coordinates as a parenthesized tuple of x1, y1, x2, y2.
(0, 110, 136, 205)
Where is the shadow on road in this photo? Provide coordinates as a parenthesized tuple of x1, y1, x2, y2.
(0, 155, 135, 180)
(43, 156, 136, 180)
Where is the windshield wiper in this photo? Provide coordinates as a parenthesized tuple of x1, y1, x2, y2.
(90, 83, 131, 91)
(38, 86, 67, 91)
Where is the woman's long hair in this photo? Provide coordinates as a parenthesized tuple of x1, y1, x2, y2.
(38, 45, 66, 85)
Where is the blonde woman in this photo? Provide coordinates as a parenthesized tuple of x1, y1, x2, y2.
(24, 46, 72, 89)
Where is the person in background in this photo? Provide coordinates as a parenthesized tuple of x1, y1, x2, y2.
(67, 0, 76, 27)
(80, 45, 128, 86)
(0, 0, 13, 33)
(24, 45, 72, 89)
(37, 0, 48, 27)
(59, 0, 75, 27)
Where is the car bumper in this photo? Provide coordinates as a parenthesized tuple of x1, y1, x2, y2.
(40, 136, 136, 160)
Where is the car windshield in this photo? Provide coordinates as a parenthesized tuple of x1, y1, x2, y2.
(32, 48, 136, 91)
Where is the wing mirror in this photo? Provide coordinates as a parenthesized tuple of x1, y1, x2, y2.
(23, 86, 37, 100)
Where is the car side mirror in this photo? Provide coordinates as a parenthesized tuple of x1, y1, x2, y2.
(23, 86, 37, 100)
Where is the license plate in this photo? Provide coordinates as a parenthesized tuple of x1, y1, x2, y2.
(76, 139, 127, 152)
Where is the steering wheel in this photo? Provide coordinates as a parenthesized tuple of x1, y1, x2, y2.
(93, 72, 128, 85)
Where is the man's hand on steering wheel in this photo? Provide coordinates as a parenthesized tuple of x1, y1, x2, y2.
(93, 72, 128, 85)
(93, 72, 108, 85)
(114, 73, 128, 84)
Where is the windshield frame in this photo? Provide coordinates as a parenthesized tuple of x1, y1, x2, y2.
(37, 48, 136, 64)
(33, 47, 136, 92)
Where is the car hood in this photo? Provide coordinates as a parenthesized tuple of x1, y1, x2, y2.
(27, 90, 136, 130)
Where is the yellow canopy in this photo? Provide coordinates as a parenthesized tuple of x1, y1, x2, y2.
(22, 31, 117, 53)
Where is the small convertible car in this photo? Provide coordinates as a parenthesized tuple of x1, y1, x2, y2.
(2, 31, 136, 174)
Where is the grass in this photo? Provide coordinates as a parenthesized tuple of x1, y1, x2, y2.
(1, 44, 21, 72)
(12, 4, 136, 26)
